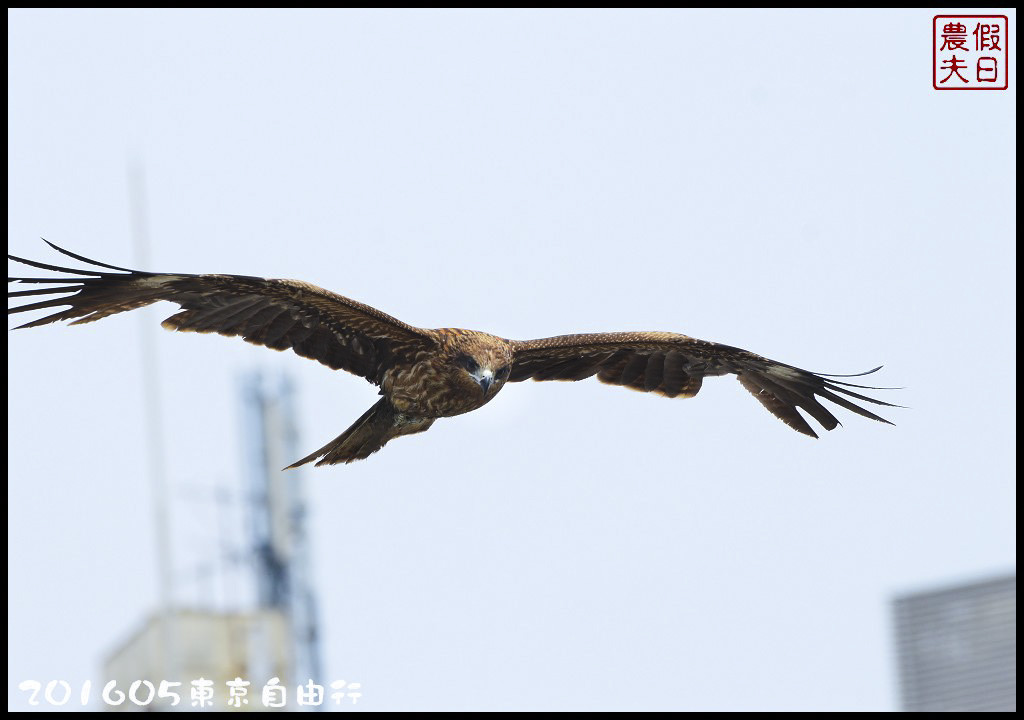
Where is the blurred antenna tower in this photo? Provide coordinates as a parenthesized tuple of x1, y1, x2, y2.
(103, 165, 321, 711)
(241, 370, 324, 703)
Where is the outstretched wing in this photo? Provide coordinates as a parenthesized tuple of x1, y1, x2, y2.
(8, 241, 437, 385)
(509, 332, 898, 438)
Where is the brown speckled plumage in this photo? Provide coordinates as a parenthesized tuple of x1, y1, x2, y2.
(9, 242, 898, 466)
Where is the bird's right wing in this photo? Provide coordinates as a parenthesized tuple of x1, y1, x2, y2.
(9, 241, 437, 386)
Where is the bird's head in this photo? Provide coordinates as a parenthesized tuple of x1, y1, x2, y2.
(442, 330, 513, 401)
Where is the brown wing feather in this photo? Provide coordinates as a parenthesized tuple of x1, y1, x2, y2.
(8, 241, 436, 385)
(510, 332, 898, 437)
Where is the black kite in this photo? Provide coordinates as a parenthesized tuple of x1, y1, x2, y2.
(8, 242, 898, 466)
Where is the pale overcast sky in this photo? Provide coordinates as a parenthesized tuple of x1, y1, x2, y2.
(8, 9, 1016, 711)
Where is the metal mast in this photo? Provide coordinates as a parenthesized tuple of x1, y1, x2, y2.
(241, 371, 323, 707)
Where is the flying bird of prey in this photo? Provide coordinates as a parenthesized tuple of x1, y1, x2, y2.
(9, 242, 898, 467)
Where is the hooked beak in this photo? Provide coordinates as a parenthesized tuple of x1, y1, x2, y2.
(475, 369, 494, 394)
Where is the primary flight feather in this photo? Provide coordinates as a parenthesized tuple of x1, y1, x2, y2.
(8, 242, 898, 467)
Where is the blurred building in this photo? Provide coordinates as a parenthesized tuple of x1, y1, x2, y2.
(893, 574, 1015, 712)
(102, 372, 322, 711)
(104, 610, 290, 711)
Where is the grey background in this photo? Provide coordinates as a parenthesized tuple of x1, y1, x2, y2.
(8, 9, 1016, 711)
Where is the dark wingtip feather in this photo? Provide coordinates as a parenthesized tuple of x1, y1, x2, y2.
(10, 276, 95, 283)
(8, 285, 81, 298)
(41, 239, 138, 273)
(12, 311, 75, 330)
(823, 380, 907, 409)
(8, 253, 107, 277)
(816, 365, 884, 378)
(800, 365, 902, 391)
(817, 387, 897, 426)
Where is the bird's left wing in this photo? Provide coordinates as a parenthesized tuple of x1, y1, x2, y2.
(509, 331, 898, 438)
(8, 242, 437, 385)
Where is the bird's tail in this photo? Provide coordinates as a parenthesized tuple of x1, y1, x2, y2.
(285, 399, 434, 468)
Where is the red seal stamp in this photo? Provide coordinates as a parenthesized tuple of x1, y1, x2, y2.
(934, 15, 1009, 90)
